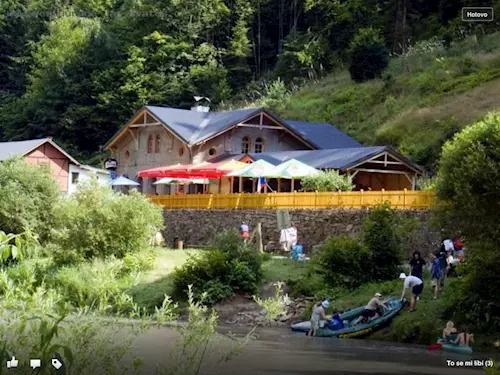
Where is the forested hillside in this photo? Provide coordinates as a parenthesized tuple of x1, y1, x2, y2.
(1, 0, 500, 163)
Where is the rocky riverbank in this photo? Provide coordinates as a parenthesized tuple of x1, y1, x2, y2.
(213, 287, 313, 327)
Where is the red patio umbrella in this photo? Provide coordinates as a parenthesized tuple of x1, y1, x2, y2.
(187, 160, 248, 179)
(137, 162, 211, 178)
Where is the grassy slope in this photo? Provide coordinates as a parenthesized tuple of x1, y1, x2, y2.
(127, 249, 200, 310)
(277, 33, 500, 171)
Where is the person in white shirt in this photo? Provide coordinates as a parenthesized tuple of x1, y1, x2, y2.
(289, 223, 298, 247)
(400, 273, 423, 312)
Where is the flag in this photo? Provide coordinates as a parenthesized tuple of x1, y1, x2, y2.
(257, 177, 265, 192)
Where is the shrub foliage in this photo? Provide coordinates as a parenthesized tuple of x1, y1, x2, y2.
(0, 157, 60, 241)
(311, 204, 415, 290)
(348, 28, 389, 83)
(51, 178, 164, 263)
(435, 112, 500, 331)
(314, 236, 372, 289)
(301, 171, 354, 192)
(172, 230, 263, 304)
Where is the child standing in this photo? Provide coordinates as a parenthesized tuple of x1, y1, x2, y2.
(307, 300, 331, 337)
(430, 253, 442, 299)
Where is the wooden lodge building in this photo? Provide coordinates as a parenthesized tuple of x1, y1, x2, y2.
(104, 105, 423, 194)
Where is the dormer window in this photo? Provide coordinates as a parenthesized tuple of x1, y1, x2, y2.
(155, 134, 161, 153)
(241, 136, 251, 154)
(147, 135, 153, 154)
(254, 137, 264, 153)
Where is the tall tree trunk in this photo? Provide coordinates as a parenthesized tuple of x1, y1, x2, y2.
(393, 0, 402, 53)
(278, 0, 284, 53)
(401, 0, 407, 54)
(257, 0, 261, 76)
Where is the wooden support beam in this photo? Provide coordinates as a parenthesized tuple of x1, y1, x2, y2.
(351, 168, 414, 175)
(130, 122, 163, 128)
(364, 160, 404, 165)
(128, 128, 139, 150)
(384, 152, 388, 167)
(350, 170, 360, 178)
(237, 124, 282, 130)
(259, 113, 264, 128)
(403, 172, 413, 184)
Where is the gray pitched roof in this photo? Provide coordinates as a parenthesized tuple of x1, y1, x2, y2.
(0, 138, 49, 161)
(249, 147, 387, 169)
(210, 146, 422, 172)
(284, 120, 362, 149)
(0, 138, 80, 165)
(146, 106, 262, 145)
(143, 106, 359, 150)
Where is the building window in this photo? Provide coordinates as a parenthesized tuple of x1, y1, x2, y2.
(179, 146, 185, 157)
(155, 134, 161, 153)
(208, 148, 217, 156)
(71, 172, 79, 184)
(241, 136, 250, 154)
(147, 135, 153, 153)
(254, 137, 264, 153)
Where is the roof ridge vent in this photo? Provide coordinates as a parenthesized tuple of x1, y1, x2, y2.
(191, 96, 211, 112)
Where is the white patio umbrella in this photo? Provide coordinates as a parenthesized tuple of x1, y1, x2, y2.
(154, 178, 212, 185)
(267, 159, 321, 192)
(109, 176, 140, 186)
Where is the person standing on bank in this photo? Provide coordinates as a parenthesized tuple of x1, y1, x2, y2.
(409, 250, 425, 279)
(430, 253, 442, 299)
(240, 222, 250, 243)
(400, 273, 423, 312)
(307, 300, 331, 337)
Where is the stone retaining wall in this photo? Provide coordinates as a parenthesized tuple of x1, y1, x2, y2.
(162, 209, 439, 257)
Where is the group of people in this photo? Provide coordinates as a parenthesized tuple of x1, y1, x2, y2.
(399, 231, 466, 311)
(306, 232, 472, 345)
(308, 293, 389, 336)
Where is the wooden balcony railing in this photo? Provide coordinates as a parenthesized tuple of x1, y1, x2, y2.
(148, 189, 435, 209)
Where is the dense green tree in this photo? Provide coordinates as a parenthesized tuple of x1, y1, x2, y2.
(0, 0, 499, 162)
(348, 28, 389, 82)
(435, 111, 500, 331)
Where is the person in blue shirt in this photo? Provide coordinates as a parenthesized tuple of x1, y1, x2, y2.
(430, 252, 442, 299)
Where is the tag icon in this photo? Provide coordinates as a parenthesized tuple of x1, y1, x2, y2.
(51, 358, 63, 370)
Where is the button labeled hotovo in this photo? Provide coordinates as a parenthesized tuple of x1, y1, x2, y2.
(462, 7, 494, 22)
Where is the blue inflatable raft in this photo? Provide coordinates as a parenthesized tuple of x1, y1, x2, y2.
(290, 298, 405, 338)
(437, 339, 473, 354)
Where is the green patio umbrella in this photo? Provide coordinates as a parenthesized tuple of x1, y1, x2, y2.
(267, 159, 321, 179)
(226, 159, 276, 178)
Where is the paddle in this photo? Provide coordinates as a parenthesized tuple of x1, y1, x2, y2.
(428, 343, 443, 351)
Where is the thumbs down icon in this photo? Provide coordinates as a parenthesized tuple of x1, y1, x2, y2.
(51, 359, 63, 370)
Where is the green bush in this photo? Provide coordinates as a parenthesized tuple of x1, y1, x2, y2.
(362, 204, 407, 281)
(122, 248, 157, 274)
(0, 157, 60, 241)
(51, 178, 164, 263)
(348, 28, 389, 83)
(47, 258, 138, 314)
(172, 230, 263, 304)
(313, 236, 372, 289)
(435, 112, 500, 331)
(301, 170, 354, 192)
(210, 229, 262, 279)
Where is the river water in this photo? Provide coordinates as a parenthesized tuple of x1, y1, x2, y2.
(129, 325, 489, 375)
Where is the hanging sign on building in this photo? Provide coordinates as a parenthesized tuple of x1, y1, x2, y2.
(104, 158, 117, 170)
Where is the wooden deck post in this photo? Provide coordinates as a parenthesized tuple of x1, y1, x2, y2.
(256, 222, 263, 253)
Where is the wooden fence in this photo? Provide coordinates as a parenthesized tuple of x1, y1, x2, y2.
(148, 189, 435, 209)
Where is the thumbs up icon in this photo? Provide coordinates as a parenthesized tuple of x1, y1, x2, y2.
(7, 356, 18, 368)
